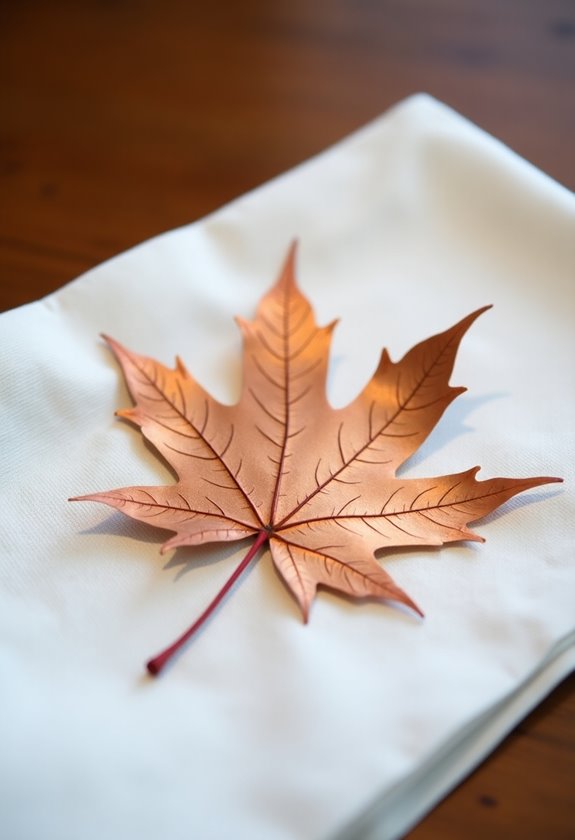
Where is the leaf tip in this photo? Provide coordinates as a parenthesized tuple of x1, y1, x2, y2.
(116, 408, 134, 420)
(277, 240, 299, 290)
(235, 315, 249, 334)
(454, 304, 493, 339)
(298, 596, 311, 624)
(287, 237, 299, 260)
(469, 304, 493, 323)
(514, 474, 563, 491)
(400, 592, 424, 618)
(100, 333, 125, 360)
(100, 332, 117, 349)
(175, 355, 189, 377)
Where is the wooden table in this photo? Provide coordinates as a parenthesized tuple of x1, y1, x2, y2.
(1, 2, 573, 836)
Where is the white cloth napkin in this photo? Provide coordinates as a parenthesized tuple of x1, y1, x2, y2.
(1, 94, 573, 840)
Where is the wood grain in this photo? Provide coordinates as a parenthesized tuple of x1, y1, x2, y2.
(1, 1, 573, 836)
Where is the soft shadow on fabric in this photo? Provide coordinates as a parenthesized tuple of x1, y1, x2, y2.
(397, 392, 506, 474)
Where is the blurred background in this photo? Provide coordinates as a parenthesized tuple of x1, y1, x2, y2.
(1, 0, 574, 312)
(1, 1, 573, 836)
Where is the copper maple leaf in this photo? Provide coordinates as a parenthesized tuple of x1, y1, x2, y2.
(71, 244, 560, 674)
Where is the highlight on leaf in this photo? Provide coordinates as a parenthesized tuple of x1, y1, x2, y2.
(70, 243, 561, 675)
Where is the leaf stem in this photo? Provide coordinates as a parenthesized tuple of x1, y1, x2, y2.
(146, 529, 269, 676)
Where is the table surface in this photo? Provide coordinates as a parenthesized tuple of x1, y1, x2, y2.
(1, 1, 573, 836)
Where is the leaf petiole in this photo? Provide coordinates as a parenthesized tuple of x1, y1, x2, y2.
(146, 529, 269, 676)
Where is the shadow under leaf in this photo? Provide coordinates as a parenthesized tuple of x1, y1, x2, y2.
(398, 391, 506, 474)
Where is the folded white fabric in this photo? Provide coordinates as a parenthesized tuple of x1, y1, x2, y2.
(1, 94, 573, 840)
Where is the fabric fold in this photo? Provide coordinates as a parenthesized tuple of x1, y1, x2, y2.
(1, 94, 573, 840)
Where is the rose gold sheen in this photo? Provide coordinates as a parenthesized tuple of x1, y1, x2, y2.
(71, 244, 561, 670)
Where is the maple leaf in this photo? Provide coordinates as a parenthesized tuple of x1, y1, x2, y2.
(71, 244, 560, 675)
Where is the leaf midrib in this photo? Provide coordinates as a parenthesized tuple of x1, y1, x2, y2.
(132, 354, 264, 527)
(274, 328, 461, 529)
